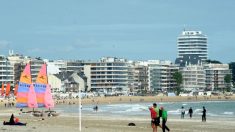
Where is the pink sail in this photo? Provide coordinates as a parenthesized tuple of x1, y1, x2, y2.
(44, 84, 54, 109)
(27, 84, 38, 108)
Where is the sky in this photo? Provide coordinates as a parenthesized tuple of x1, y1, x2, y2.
(0, 0, 235, 63)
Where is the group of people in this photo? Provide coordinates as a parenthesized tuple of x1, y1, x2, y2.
(180, 106, 206, 122)
(149, 103, 170, 132)
(149, 103, 207, 132)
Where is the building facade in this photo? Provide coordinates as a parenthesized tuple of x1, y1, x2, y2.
(84, 57, 128, 93)
(204, 64, 231, 91)
(148, 60, 178, 92)
(181, 65, 206, 91)
(0, 55, 14, 87)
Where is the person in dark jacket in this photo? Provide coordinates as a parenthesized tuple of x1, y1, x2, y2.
(188, 107, 193, 119)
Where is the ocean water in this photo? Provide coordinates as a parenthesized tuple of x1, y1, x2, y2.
(55, 101, 235, 119)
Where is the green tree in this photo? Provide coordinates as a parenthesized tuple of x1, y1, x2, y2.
(224, 74, 232, 92)
(205, 59, 222, 64)
(173, 71, 183, 95)
(229, 62, 235, 85)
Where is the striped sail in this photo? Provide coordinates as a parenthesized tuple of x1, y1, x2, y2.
(34, 64, 48, 107)
(16, 64, 32, 108)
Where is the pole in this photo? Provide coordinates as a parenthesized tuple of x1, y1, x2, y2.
(79, 86, 81, 131)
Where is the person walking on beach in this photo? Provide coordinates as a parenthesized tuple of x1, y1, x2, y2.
(149, 103, 161, 132)
(181, 106, 185, 119)
(202, 106, 206, 122)
(188, 107, 193, 119)
(161, 106, 170, 132)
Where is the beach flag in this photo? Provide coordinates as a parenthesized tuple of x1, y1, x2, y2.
(1, 83, 4, 96)
(14, 84, 18, 96)
(34, 63, 48, 107)
(5, 83, 11, 97)
(16, 64, 32, 108)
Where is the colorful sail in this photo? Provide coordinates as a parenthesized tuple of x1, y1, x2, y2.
(14, 84, 18, 96)
(27, 84, 38, 108)
(44, 84, 54, 109)
(34, 63, 48, 107)
(5, 83, 11, 97)
(36, 64, 48, 84)
(16, 64, 32, 108)
(1, 83, 4, 96)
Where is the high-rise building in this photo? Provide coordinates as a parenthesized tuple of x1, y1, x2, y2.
(177, 30, 208, 62)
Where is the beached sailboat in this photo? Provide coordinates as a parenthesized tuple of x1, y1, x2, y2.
(34, 63, 57, 116)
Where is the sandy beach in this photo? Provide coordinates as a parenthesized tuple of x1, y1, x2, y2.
(0, 95, 234, 132)
(81, 115, 235, 132)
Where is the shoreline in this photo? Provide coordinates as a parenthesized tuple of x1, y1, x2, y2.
(80, 95, 235, 105)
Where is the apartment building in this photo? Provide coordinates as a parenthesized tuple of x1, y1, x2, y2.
(84, 57, 128, 93)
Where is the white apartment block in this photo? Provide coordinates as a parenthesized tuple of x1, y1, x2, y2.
(84, 57, 128, 93)
(181, 64, 205, 91)
(0, 55, 14, 86)
(148, 60, 178, 92)
(177, 30, 208, 61)
(204, 64, 231, 91)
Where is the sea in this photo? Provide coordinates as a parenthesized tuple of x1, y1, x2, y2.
(54, 101, 235, 119)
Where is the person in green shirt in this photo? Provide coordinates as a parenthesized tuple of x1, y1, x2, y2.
(161, 106, 170, 132)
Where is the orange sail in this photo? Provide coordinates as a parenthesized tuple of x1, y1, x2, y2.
(16, 63, 32, 108)
(14, 84, 18, 96)
(36, 63, 48, 84)
(5, 83, 11, 97)
(1, 83, 4, 96)
(20, 64, 32, 84)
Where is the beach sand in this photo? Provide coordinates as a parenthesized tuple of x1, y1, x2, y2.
(81, 115, 235, 132)
(0, 95, 234, 132)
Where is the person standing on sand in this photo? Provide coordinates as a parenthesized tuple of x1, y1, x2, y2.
(202, 106, 206, 122)
(161, 106, 170, 132)
(181, 106, 185, 119)
(188, 107, 193, 119)
(149, 103, 161, 132)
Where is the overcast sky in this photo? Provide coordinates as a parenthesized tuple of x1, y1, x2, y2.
(0, 0, 234, 63)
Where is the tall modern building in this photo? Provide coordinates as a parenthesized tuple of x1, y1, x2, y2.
(177, 30, 208, 62)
